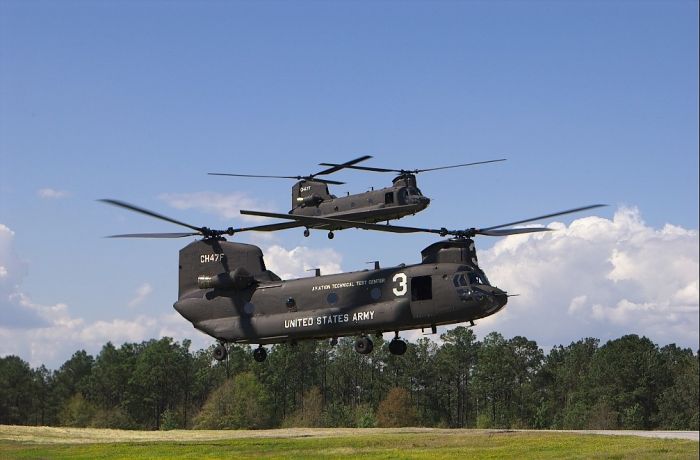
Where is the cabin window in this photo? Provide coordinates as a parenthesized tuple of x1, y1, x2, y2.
(411, 276, 432, 301)
(385, 192, 394, 204)
(327, 292, 338, 305)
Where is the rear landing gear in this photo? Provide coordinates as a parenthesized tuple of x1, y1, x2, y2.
(389, 339, 407, 355)
(253, 346, 267, 362)
(327, 231, 335, 239)
(213, 342, 228, 361)
(303, 228, 310, 237)
(354, 336, 373, 354)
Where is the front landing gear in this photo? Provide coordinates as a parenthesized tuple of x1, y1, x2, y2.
(354, 336, 374, 354)
(253, 346, 267, 362)
(213, 342, 228, 361)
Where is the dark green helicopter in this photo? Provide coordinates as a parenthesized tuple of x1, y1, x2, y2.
(101, 199, 604, 362)
(209, 155, 505, 238)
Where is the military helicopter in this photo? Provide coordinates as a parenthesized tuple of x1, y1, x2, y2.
(209, 155, 506, 239)
(100, 199, 604, 361)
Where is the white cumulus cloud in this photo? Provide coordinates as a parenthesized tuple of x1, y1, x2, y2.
(0, 223, 211, 367)
(37, 188, 70, 199)
(127, 283, 153, 308)
(477, 207, 699, 348)
(159, 191, 274, 223)
(263, 245, 343, 279)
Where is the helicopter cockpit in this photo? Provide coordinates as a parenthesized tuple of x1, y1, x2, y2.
(453, 269, 492, 304)
(398, 185, 430, 208)
(453, 269, 490, 287)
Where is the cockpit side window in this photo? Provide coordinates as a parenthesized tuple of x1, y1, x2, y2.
(452, 273, 469, 287)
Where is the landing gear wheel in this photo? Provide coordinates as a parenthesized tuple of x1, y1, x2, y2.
(303, 228, 310, 237)
(328, 231, 335, 240)
(389, 339, 407, 356)
(354, 336, 374, 354)
(213, 343, 228, 361)
(253, 346, 267, 362)
(329, 337, 338, 347)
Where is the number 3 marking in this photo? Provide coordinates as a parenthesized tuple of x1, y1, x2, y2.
(392, 273, 407, 296)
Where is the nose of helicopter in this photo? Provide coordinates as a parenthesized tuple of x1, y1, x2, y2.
(411, 195, 430, 209)
(477, 286, 508, 315)
(492, 288, 508, 310)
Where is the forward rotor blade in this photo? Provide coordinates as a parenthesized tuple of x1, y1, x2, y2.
(208, 173, 345, 185)
(414, 158, 507, 173)
(106, 232, 201, 238)
(99, 199, 203, 232)
(314, 155, 372, 176)
(476, 228, 552, 237)
(480, 204, 607, 231)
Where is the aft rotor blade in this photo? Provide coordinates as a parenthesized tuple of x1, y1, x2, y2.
(99, 199, 203, 232)
(319, 158, 507, 174)
(479, 204, 607, 232)
(208, 173, 345, 185)
(314, 155, 372, 176)
(208, 173, 305, 180)
(240, 210, 441, 234)
(318, 163, 397, 173)
(106, 232, 201, 238)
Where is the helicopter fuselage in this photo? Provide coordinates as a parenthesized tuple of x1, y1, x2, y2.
(173, 239, 507, 345)
(289, 175, 430, 226)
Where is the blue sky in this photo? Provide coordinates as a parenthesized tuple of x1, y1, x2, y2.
(1, 1, 698, 368)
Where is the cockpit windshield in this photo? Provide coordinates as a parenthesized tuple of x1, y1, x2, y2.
(406, 187, 422, 196)
(469, 272, 489, 286)
(453, 270, 490, 287)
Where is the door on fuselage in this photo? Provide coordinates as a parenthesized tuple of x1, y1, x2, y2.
(408, 274, 435, 319)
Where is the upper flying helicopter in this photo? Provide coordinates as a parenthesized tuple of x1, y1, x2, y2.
(100, 198, 604, 362)
(209, 155, 505, 238)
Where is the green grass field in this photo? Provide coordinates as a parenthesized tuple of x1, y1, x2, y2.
(0, 426, 697, 459)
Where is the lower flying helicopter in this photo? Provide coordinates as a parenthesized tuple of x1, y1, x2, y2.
(100, 199, 604, 361)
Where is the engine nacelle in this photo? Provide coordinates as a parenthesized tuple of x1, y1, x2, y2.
(198, 267, 254, 290)
(296, 194, 324, 207)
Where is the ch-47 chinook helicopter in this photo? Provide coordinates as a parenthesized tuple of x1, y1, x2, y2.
(100, 198, 604, 362)
(209, 155, 505, 239)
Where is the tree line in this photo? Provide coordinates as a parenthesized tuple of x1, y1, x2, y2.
(1, 329, 697, 430)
